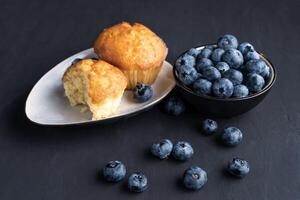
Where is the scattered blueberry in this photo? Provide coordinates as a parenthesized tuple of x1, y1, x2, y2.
(201, 119, 218, 135)
(202, 66, 221, 81)
(238, 42, 254, 55)
(193, 78, 212, 95)
(223, 69, 243, 86)
(222, 49, 244, 68)
(151, 139, 173, 159)
(164, 96, 186, 116)
(211, 48, 225, 63)
(212, 78, 234, 98)
(217, 34, 238, 50)
(128, 172, 148, 192)
(72, 58, 82, 65)
(134, 84, 153, 102)
(172, 141, 194, 161)
(195, 58, 213, 73)
(233, 85, 249, 98)
(215, 62, 230, 74)
(227, 158, 250, 178)
(244, 50, 260, 61)
(183, 166, 208, 190)
(198, 48, 213, 59)
(245, 73, 265, 92)
(220, 127, 243, 146)
(103, 161, 126, 182)
(186, 48, 200, 57)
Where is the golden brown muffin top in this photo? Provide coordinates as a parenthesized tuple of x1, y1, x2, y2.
(63, 59, 127, 104)
(94, 22, 168, 71)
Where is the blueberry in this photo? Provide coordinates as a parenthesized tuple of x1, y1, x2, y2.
(245, 60, 268, 76)
(245, 59, 263, 73)
(198, 48, 213, 59)
(183, 166, 208, 190)
(215, 62, 230, 74)
(245, 73, 265, 92)
(220, 127, 243, 146)
(72, 58, 82, 65)
(175, 54, 196, 72)
(186, 48, 200, 58)
(134, 84, 153, 102)
(227, 158, 250, 178)
(202, 66, 221, 81)
(178, 69, 199, 85)
(172, 141, 194, 161)
(244, 50, 260, 61)
(233, 84, 249, 98)
(201, 119, 218, 135)
(211, 48, 225, 63)
(195, 58, 213, 73)
(175, 56, 199, 85)
(245, 59, 269, 78)
(164, 96, 186, 116)
(222, 49, 244, 68)
(223, 69, 243, 86)
(193, 78, 212, 95)
(212, 78, 234, 98)
(179, 72, 200, 85)
(261, 65, 271, 79)
(128, 172, 148, 192)
(151, 139, 173, 159)
(238, 42, 254, 55)
(180, 54, 196, 67)
(217, 34, 238, 50)
(103, 161, 126, 182)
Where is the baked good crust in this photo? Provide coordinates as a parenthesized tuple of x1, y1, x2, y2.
(93, 22, 168, 71)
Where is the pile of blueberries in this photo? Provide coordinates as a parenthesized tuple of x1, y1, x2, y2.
(175, 34, 271, 98)
(102, 117, 250, 193)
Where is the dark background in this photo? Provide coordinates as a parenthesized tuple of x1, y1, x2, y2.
(1, 0, 300, 199)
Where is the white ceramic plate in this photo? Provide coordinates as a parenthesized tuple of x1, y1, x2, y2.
(25, 48, 175, 126)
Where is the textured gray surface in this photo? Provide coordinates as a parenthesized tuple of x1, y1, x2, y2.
(1, 0, 300, 199)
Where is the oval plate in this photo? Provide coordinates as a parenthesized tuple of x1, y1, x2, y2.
(25, 48, 175, 126)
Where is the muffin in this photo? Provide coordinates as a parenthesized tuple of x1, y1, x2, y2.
(62, 59, 127, 120)
(94, 22, 168, 89)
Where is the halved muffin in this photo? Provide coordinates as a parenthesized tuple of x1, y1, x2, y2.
(94, 22, 168, 89)
(62, 59, 127, 120)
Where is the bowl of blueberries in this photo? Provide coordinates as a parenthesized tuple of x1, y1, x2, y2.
(173, 34, 277, 117)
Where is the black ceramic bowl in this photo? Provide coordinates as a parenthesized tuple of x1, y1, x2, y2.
(173, 45, 277, 118)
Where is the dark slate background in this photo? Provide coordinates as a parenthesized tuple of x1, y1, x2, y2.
(1, 0, 300, 199)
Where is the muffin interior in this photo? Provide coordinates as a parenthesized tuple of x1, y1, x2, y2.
(63, 60, 126, 120)
(63, 69, 89, 106)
